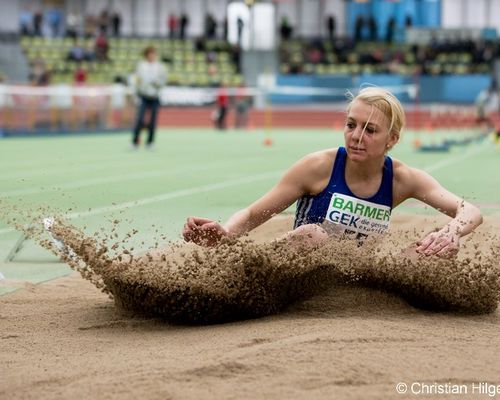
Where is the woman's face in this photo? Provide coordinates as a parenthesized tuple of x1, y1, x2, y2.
(344, 99, 396, 161)
(146, 51, 157, 62)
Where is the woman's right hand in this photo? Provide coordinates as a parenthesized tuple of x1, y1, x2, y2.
(182, 217, 229, 247)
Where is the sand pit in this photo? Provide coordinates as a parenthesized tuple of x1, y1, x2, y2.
(1, 213, 500, 399)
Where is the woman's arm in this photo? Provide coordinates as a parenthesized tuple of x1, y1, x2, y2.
(183, 151, 332, 246)
(395, 165, 483, 257)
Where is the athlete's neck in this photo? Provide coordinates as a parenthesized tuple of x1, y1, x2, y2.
(345, 156, 385, 181)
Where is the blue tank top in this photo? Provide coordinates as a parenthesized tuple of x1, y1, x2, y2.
(294, 147, 393, 239)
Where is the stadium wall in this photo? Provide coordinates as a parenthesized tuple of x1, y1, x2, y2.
(272, 74, 492, 104)
(3, 0, 500, 39)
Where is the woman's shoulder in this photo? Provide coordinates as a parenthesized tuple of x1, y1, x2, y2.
(306, 147, 339, 161)
(391, 157, 429, 204)
(291, 148, 339, 183)
(301, 148, 339, 169)
(284, 148, 338, 195)
(392, 157, 426, 179)
(391, 157, 413, 180)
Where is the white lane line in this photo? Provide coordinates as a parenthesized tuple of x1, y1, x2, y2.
(0, 171, 283, 236)
(1, 157, 135, 180)
(66, 171, 283, 218)
(423, 144, 487, 173)
(0, 162, 233, 198)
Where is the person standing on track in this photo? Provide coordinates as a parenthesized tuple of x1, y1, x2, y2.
(214, 82, 229, 130)
(234, 83, 251, 129)
(475, 82, 498, 136)
(183, 87, 483, 257)
(131, 46, 167, 150)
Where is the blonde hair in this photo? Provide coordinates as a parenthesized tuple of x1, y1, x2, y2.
(346, 87, 406, 145)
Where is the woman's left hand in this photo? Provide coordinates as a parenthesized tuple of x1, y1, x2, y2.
(415, 228, 460, 258)
(183, 217, 229, 247)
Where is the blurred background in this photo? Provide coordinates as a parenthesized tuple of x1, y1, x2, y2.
(0, 0, 499, 134)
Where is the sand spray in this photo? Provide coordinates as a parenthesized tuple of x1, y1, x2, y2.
(2, 203, 499, 324)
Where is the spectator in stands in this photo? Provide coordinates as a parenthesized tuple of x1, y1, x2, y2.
(280, 16, 293, 41)
(94, 30, 109, 62)
(195, 37, 206, 52)
(354, 15, 365, 42)
(33, 9, 43, 36)
(326, 15, 336, 41)
(183, 87, 483, 258)
(289, 63, 302, 74)
(237, 17, 244, 45)
(168, 14, 178, 38)
(29, 60, 51, 86)
(205, 14, 217, 39)
(131, 46, 167, 150)
(19, 7, 33, 36)
(223, 17, 229, 41)
(386, 17, 396, 44)
(308, 46, 323, 64)
(47, 6, 63, 37)
(67, 39, 86, 62)
(99, 9, 109, 35)
(84, 41, 95, 61)
(428, 32, 439, 50)
(180, 13, 189, 39)
(480, 42, 495, 64)
(66, 12, 79, 39)
(214, 82, 229, 130)
(206, 49, 217, 63)
(405, 15, 413, 28)
(231, 44, 241, 74)
(368, 15, 377, 41)
(111, 11, 121, 36)
(114, 75, 127, 85)
(73, 63, 87, 84)
(84, 14, 96, 38)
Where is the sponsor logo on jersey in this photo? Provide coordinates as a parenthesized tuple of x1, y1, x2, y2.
(323, 193, 391, 237)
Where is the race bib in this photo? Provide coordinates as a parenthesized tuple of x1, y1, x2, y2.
(322, 193, 391, 239)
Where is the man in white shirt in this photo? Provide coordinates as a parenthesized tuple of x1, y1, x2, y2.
(131, 46, 167, 149)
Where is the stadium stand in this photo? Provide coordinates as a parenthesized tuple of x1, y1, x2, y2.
(19, 35, 244, 87)
(279, 38, 496, 76)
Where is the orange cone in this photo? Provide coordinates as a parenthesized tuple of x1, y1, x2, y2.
(425, 120, 434, 132)
(333, 118, 343, 131)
